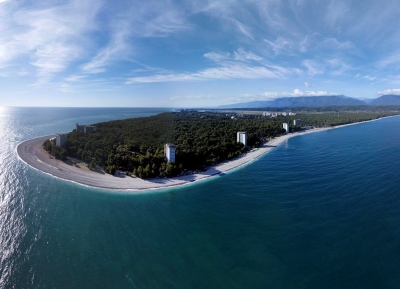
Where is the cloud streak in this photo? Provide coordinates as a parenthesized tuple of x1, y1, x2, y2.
(126, 63, 291, 83)
(127, 48, 300, 83)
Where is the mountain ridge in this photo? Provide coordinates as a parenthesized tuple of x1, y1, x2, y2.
(218, 94, 400, 108)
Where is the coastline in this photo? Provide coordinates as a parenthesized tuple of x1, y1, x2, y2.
(16, 116, 395, 191)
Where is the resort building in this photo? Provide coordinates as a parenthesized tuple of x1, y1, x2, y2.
(56, 134, 68, 147)
(164, 143, 176, 163)
(76, 123, 97, 133)
(293, 119, 302, 126)
(237, 132, 247, 146)
(283, 123, 289, 133)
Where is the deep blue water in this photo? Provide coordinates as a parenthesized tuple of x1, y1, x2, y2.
(1, 107, 400, 289)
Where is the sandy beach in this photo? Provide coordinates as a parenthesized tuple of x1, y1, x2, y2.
(17, 116, 392, 191)
(16, 127, 331, 191)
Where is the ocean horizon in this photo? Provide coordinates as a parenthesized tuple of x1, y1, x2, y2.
(1, 107, 400, 288)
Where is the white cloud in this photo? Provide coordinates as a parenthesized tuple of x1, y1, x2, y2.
(363, 75, 376, 81)
(129, 0, 191, 37)
(299, 35, 313, 53)
(81, 30, 130, 74)
(302, 59, 324, 76)
(327, 58, 352, 75)
(377, 50, 400, 69)
(324, 1, 350, 29)
(291, 89, 338, 96)
(81, 1, 192, 74)
(232, 19, 254, 40)
(299, 35, 355, 55)
(0, 0, 102, 85)
(128, 47, 291, 83)
(263, 91, 282, 99)
(304, 81, 312, 87)
(127, 63, 281, 83)
(318, 38, 355, 50)
(264, 37, 294, 55)
(169, 94, 213, 100)
(203, 52, 230, 61)
(377, 89, 400, 95)
(233, 48, 262, 61)
(17, 68, 30, 76)
(263, 89, 340, 98)
(204, 48, 262, 62)
(65, 75, 87, 82)
(0, 0, 192, 84)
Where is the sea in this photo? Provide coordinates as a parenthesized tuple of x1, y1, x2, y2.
(1, 107, 400, 289)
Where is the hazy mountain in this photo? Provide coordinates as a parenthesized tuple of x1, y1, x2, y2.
(369, 95, 400, 105)
(218, 95, 367, 109)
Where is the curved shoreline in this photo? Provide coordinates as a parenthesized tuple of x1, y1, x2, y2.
(16, 116, 395, 191)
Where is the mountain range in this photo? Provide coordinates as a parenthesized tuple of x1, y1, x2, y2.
(218, 95, 400, 109)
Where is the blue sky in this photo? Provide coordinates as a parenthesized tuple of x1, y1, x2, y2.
(1, 0, 400, 107)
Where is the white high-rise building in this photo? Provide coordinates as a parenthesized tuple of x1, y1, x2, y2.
(56, 134, 68, 147)
(164, 143, 176, 163)
(283, 123, 289, 133)
(293, 119, 301, 126)
(237, 132, 247, 146)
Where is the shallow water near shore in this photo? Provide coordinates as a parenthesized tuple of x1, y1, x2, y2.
(1, 107, 400, 288)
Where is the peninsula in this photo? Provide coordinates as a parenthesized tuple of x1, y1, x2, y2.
(17, 110, 398, 191)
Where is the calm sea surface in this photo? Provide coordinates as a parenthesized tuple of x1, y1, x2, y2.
(1, 107, 400, 289)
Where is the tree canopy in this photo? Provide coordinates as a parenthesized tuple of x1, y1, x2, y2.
(43, 110, 398, 179)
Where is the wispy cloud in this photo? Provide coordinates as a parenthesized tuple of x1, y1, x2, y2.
(376, 50, 400, 69)
(327, 58, 352, 75)
(264, 37, 294, 55)
(130, 0, 191, 37)
(169, 94, 214, 100)
(302, 59, 324, 76)
(127, 48, 298, 83)
(203, 52, 230, 61)
(65, 75, 87, 82)
(363, 75, 376, 81)
(81, 30, 130, 74)
(0, 0, 192, 84)
(233, 48, 262, 61)
(126, 63, 288, 83)
(1, 0, 102, 85)
(232, 19, 254, 40)
(317, 38, 355, 51)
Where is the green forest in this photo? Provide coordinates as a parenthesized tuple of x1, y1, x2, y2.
(43, 110, 398, 179)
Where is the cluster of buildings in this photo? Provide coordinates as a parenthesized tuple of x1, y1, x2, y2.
(283, 120, 302, 133)
(262, 111, 296, 117)
(76, 123, 97, 133)
(164, 132, 248, 164)
(54, 123, 97, 148)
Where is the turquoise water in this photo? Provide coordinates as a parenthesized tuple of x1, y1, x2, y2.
(1, 107, 400, 288)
